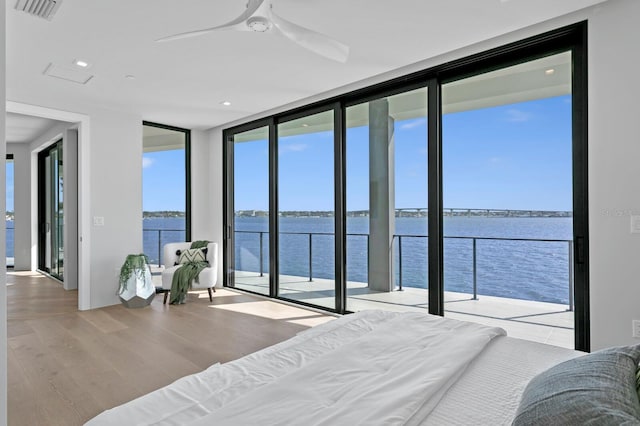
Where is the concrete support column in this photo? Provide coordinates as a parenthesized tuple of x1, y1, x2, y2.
(368, 99, 395, 292)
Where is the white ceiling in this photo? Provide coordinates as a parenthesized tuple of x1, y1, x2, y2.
(6, 112, 67, 144)
(6, 0, 609, 132)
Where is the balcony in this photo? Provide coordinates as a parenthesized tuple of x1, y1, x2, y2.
(144, 227, 575, 350)
(233, 271, 573, 349)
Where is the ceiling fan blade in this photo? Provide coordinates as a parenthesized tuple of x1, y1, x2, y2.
(156, 0, 266, 42)
(270, 13, 349, 62)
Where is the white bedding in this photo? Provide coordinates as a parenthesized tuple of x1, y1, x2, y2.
(425, 335, 582, 425)
(86, 310, 578, 425)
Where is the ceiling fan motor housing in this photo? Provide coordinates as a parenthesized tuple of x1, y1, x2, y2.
(246, 16, 271, 32)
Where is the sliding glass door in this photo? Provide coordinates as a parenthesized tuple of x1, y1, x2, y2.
(142, 122, 190, 267)
(277, 110, 337, 310)
(345, 87, 429, 312)
(229, 125, 271, 295)
(223, 24, 588, 350)
(441, 52, 575, 347)
(38, 140, 64, 280)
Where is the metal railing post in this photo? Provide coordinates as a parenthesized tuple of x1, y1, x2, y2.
(472, 238, 478, 300)
(366, 235, 370, 288)
(308, 233, 313, 282)
(259, 232, 264, 277)
(157, 229, 162, 267)
(568, 241, 574, 311)
(398, 235, 403, 291)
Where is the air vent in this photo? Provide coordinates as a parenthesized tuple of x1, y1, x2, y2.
(15, 0, 62, 21)
(43, 63, 93, 85)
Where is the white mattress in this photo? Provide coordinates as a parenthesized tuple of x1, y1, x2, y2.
(86, 310, 581, 425)
(424, 335, 582, 425)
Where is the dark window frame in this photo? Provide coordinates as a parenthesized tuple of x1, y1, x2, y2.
(37, 139, 64, 279)
(222, 22, 589, 351)
(142, 121, 192, 242)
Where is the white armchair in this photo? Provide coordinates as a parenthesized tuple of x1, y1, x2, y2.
(160, 242, 218, 304)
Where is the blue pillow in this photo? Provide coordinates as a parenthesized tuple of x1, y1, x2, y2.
(513, 345, 640, 425)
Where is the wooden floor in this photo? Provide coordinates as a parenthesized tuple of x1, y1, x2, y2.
(6, 271, 334, 426)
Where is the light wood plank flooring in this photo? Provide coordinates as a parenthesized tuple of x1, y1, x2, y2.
(7, 272, 333, 426)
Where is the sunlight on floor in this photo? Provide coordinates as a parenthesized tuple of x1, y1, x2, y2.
(210, 299, 335, 327)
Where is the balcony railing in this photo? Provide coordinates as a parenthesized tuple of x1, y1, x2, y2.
(234, 230, 574, 311)
(143, 228, 573, 310)
(143, 228, 186, 266)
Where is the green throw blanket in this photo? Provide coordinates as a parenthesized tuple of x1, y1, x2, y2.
(170, 240, 210, 304)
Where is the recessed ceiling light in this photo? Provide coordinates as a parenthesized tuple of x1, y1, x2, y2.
(302, 124, 309, 127)
(545, 68, 555, 75)
(74, 59, 90, 68)
(221, 101, 232, 106)
(125, 75, 136, 80)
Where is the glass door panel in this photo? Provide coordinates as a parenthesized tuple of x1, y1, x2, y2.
(442, 52, 574, 348)
(38, 140, 64, 281)
(277, 110, 335, 309)
(142, 123, 189, 267)
(232, 126, 270, 295)
(345, 87, 428, 312)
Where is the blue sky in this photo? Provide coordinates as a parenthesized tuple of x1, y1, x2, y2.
(5, 95, 570, 214)
(233, 94, 572, 212)
(142, 149, 186, 211)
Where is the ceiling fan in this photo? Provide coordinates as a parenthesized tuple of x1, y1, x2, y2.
(156, 0, 349, 63)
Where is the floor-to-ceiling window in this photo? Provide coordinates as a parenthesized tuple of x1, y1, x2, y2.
(230, 125, 271, 296)
(38, 140, 64, 280)
(277, 109, 337, 310)
(223, 23, 588, 350)
(441, 52, 575, 347)
(345, 87, 429, 312)
(142, 122, 190, 267)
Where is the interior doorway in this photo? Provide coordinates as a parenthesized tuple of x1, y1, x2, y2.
(38, 139, 64, 281)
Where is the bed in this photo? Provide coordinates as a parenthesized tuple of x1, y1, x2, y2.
(85, 310, 640, 425)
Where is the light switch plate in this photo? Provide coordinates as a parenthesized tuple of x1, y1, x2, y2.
(633, 320, 640, 338)
(631, 215, 640, 234)
(93, 216, 104, 226)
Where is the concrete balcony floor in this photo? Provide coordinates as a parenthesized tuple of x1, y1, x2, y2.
(232, 271, 575, 350)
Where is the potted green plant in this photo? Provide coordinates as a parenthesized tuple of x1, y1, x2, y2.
(118, 254, 155, 308)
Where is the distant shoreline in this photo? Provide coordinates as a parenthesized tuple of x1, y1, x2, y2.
(143, 211, 185, 218)
(235, 209, 573, 218)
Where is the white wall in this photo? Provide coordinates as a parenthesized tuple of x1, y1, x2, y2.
(207, 0, 640, 350)
(6, 143, 31, 270)
(209, 128, 224, 287)
(88, 108, 143, 308)
(190, 130, 213, 238)
(190, 129, 224, 286)
(1, 3, 7, 424)
(586, 0, 640, 350)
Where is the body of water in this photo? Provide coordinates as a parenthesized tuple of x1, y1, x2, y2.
(6, 221, 14, 259)
(143, 216, 573, 305)
(143, 217, 186, 266)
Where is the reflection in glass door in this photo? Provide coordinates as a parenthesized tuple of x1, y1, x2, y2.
(442, 52, 574, 347)
(38, 140, 64, 280)
(278, 110, 336, 310)
(230, 126, 271, 295)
